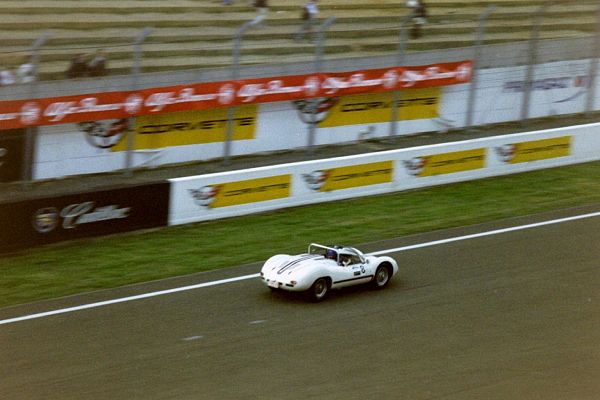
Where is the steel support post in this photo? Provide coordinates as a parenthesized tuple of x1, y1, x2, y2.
(22, 31, 49, 188)
(307, 17, 336, 152)
(388, 13, 413, 140)
(465, 5, 495, 129)
(125, 27, 153, 177)
(521, 2, 554, 122)
(223, 20, 256, 165)
(585, 3, 600, 115)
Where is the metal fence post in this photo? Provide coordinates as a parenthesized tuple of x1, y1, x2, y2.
(388, 13, 413, 140)
(223, 20, 256, 165)
(521, 2, 554, 122)
(22, 31, 49, 188)
(465, 5, 495, 129)
(28, 32, 49, 79)
(585, 2, 600, 115)
(307, 16, 335, 152)
(124, 27, 153, 177)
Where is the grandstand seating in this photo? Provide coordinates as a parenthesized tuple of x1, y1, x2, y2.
(0, 0, 597, 81)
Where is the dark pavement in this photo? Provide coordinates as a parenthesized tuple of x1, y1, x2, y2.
(1, 206, 599, 399)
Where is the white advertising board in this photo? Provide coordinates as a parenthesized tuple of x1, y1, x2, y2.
(169, 122, 600, 226)
(464, 59, 592, 126)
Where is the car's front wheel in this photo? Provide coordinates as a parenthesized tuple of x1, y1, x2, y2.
(372, 265, 391, 289)
(307, 278, 330, 302)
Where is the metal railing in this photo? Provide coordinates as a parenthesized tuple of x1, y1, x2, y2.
(2, 1, 600, 185)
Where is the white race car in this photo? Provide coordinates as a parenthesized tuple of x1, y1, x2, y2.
(260, 243, 399, 302)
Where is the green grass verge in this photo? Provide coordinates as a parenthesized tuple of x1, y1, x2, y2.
(1, 161, 600, 308)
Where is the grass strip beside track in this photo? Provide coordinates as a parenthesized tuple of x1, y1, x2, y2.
(1, 161, 600, 308)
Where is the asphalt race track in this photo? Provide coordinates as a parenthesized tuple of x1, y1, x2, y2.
(1, 206, 599, 400)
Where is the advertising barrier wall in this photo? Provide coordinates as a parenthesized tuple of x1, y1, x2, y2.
(0, 129, 26, 183)
(466, 59, 591, 125)
(0, 182, 170, 252)
(31, 87, 445, 179)
(14, 58, 600, 181)
(169, 123, 600, 225)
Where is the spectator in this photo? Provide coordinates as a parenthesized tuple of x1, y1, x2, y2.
(252, 0, 269, 27)
(407, 0, 428, 39)
(0, 67, 15, 86)
(66, 53, 89, 79)
(88, 50, 108, 77)
(16, 54, 36, 84)
(295, 0, 319, 42)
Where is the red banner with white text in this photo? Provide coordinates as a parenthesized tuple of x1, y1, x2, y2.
(0, 61, 471, 130)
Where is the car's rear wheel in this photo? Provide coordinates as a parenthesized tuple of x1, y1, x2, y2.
(307, 278, 329, 302)
(372, 265, 391, 289)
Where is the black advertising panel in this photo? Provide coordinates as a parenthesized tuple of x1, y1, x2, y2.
(0, 182, 170, 253)
(0, 129, 26, 183)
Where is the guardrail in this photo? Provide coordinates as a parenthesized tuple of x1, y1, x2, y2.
(168, 122, 600, 225)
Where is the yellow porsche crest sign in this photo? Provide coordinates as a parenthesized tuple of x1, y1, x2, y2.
(112, 105, 257, 151)
(189, 175, 291, 209)
(302, 161, 394, 192)
(495, 136, 571, 164)
(403, 149, 486, 177)
(318, 88, 440, 128)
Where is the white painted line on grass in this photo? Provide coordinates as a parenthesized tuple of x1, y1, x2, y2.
(2, 210, 600, 326)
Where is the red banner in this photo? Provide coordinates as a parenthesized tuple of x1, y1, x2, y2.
(0, 61, 471, 129)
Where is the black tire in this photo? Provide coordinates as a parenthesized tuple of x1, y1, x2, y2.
(307, 278, 330, 302)
(372, 265, 391, 289)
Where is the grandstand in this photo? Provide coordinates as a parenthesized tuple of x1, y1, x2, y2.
(0, 0, 598, 80)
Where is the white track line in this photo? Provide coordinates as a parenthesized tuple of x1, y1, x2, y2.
(0, 274, 259, 326)
(2, 210, 600, 326)
(369, 211, 600, 255)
